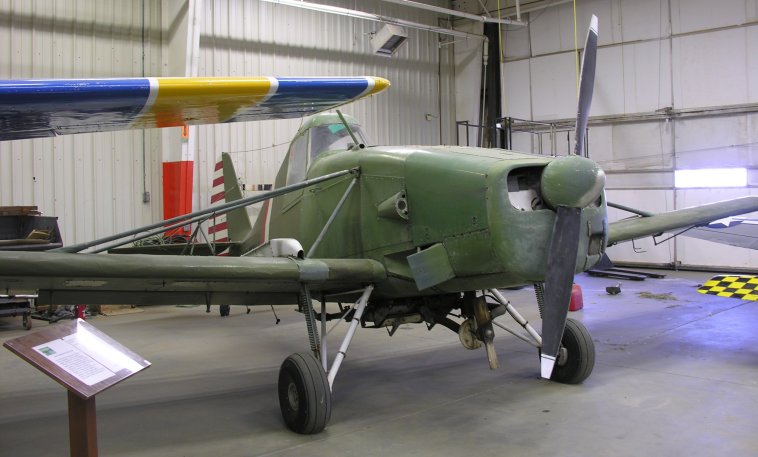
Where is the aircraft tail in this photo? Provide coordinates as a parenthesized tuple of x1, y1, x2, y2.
(209, 154, 255, 248)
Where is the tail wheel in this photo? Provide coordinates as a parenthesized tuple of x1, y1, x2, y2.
(278, 352, 331, 434)
(550, 318, 595, 384)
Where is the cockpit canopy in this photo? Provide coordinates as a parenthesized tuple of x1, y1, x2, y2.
(286, 112, 370, 184)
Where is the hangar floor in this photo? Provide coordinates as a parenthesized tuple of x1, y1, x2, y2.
(1, 269, 757, 457)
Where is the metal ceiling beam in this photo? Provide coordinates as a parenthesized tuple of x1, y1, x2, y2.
(377, 0, 525, 26)
(488, 0, 573, 19)
(259, 0, 485, 40)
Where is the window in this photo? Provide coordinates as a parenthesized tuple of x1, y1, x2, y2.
(674, 168, 747, 188)
(309, 123, 369, 159)
(286, 133, 309, 185)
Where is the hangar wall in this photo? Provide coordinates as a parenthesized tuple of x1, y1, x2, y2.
(501, 0, 758, 270)
(0, 0, 455, 245)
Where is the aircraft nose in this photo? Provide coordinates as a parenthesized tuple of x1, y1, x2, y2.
(540, 155, 605, 209)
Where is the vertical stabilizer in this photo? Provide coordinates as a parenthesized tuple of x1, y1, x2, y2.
(208, 159, 229, 243)
(210, 153, 255, 246)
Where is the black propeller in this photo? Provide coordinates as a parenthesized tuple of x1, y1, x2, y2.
(538, 15, 602, 379)
(574, 15, 598, 158)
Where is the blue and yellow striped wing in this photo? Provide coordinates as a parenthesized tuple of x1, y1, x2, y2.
(697, 275, 758, 301)
(0, 76, 390, 141)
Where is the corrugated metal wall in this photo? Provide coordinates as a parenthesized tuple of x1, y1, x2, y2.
(0, 0, 455, 245)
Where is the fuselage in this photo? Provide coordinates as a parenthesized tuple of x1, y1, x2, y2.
(249, 115, 608, 299)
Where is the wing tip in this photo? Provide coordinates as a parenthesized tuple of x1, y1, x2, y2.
(370, 77, 391, 95)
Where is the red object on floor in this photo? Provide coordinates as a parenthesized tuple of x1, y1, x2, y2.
(75, 305, 86, 320)
(569, 284, 584, 311)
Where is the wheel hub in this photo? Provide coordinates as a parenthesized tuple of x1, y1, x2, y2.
(287, 382, 300, 411)
(556, 347, 569, 367)
(458, 318, 482, 350)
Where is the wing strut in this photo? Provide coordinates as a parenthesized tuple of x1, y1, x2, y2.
(58, 168, 357, 253)
(327, 285, 374, 389)
(306, 175, 360, 258)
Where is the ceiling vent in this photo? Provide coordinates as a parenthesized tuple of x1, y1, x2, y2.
(371, 24, 408, 57)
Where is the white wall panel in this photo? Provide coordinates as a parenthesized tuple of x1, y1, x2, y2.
(672, 26, 757, 109)
(502, 59, 531, 119)
(503, 21, 530, 60)
(529, 51, 576, 120)
(529, 0, 615, 56)
(618, 0, 670, 43)
(670, 0, 754, 34)
(593, 45, 625, 116)
(621, 39, 672, 113)
(593, 122, 674, 172)
(675, 115, 758, 169)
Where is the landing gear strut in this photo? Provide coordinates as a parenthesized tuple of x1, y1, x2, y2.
(486, 288, 595, 383)
(276, 285, 374, 434)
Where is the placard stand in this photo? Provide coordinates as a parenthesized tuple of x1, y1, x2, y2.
(3, 318, 150, 457)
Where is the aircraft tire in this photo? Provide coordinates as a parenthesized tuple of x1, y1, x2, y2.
(278, 352, 331, 434)
(219, 305, 230, 317)
(550, 318, 595, 384)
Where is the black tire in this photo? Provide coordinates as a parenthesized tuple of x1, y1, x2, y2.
(219, 305, 230, 317)
(278, 352, 331, 434)
(550, 318, 595, 385)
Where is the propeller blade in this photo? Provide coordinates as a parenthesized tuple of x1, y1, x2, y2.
(539, 206, 582, 378)
(573, 15, 598, 156)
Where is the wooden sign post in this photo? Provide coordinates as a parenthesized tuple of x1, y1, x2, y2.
(3, 318, 150, 457)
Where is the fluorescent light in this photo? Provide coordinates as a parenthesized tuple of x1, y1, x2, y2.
(674, 168, 747, 188)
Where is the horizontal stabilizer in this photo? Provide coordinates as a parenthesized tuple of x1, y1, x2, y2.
(608, 196, 758, 245)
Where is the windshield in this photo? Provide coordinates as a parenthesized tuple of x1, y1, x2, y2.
(310, 123, 369, 159)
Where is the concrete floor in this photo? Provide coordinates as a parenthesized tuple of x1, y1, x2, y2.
(0, 269, 757, 457)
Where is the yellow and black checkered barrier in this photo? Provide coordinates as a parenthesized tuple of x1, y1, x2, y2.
(697, 275, 758, 301)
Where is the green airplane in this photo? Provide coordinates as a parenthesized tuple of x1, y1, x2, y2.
(1, 16, 757, 434)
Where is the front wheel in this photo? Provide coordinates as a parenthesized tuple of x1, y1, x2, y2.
(278, 352, 331, 434)
(550, 318, 595, 384)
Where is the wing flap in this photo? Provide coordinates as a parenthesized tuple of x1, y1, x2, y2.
(0, 76, 390, 141)
(0, 251, 385, 305)
(608, 196, 758, 245)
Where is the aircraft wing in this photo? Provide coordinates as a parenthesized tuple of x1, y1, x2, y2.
(0, 76, 389, 141)
(681, 217, 758, 250)
(607, 196, 758, 245)
(0, 251, 386, 306)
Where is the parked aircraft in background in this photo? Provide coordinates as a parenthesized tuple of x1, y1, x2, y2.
(0, 17, 757, 434)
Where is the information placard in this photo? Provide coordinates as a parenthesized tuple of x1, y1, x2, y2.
(4, 318, 150, 398)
